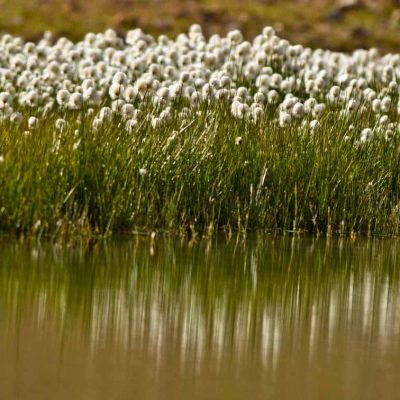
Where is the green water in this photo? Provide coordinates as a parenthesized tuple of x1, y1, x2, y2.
(0, 236, 400, 399)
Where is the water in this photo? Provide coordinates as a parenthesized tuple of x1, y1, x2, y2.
(0, 236, 400, 399)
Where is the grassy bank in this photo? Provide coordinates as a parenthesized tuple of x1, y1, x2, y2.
(1, 99, 400, 238)
(0, 26, 400, 238)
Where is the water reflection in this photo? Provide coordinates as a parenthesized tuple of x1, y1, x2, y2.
(0, 237, 400, 399)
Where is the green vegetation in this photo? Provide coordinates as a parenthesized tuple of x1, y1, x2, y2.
(1, 100, 400, 238)
(0, 17, 399, 239)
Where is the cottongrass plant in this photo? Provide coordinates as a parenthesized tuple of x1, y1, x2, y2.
(0, 25, 400, 237)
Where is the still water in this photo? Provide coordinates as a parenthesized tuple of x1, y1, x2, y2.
(0, 236, 399, 399)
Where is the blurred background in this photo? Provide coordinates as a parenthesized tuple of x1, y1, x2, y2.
(1, 0, 400, 52)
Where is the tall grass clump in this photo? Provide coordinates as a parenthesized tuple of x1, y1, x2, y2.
(0, 25, 400, 237)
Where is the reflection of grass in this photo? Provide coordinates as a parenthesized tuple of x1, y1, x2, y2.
(0, 0, 400, 52)
(0, 237, 400, 364)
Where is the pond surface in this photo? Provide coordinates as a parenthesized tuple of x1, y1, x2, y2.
(0, 236, 400, 399)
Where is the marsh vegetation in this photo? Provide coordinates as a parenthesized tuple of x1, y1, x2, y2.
(1, 26, 400, 236)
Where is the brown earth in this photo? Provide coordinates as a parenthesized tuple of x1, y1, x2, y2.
(1, 0, 400, 52)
